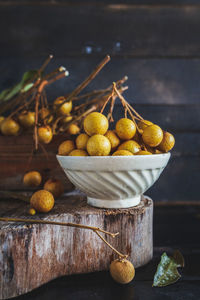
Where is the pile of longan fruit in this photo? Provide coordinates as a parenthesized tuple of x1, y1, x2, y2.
(23, 171, 65, 215)
(0, 96, 79, 143)
(58, 112, 175, 156)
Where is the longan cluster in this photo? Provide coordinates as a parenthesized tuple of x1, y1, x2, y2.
(58, 112, 175, 156)
(0, 96, 79, 144)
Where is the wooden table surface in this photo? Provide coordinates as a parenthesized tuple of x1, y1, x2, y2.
(9, 203, 200, 300)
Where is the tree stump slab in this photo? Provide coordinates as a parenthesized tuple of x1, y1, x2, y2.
(0, 191, 153, 299)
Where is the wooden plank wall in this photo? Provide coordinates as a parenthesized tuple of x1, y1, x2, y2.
(0, 0, 199, 201)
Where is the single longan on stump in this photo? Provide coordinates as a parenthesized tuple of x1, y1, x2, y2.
(0, 193, 153, 299)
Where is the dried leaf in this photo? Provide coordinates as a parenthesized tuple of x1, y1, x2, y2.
(153, 252, 184, 287)
(173, 250, 185, 267)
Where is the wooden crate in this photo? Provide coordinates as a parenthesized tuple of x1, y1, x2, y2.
(0, 134, 74, 191)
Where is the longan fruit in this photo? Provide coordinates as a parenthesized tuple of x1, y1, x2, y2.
(76, 133, 89, 150)
(18, 111, 35, 128)
(116, 118, 136, 140)
(135, 150, 152, 155)
(105, 130, 120, 151)
(110, 259, 135, 284)
(23, 171, 42, 187)
(142, 124, 163, 147)
(112, 150, 133, 156)
(53, 97, 72, 116)
(1, 118, 20, 136)
(118, 140, 141, 154)
(30, 190, 54, 213)
(68, 124, 80, 135)
(158, 131, 175, 153)
(83, 112, 109, 136)
(44, 178, 64, 198)
(138, 120, 153, 131)
(38, 126, 53, 144)
(58, 140, 75, 155)
(69, 149, 88, 156)
(87, 134, 111, 156)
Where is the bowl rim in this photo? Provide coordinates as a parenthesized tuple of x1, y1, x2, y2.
(57, 152, 171, 160)
(56, 152, 171, 171)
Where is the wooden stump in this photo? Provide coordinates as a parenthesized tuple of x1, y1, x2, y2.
(0, 192, 153, 299)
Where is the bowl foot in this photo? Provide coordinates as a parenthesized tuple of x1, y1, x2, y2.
(87, 195, 141, 208)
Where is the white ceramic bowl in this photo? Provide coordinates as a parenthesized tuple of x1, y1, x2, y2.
(57, 153, 171, 208)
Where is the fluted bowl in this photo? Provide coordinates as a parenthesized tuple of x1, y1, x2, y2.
(57, 153, 171, 208)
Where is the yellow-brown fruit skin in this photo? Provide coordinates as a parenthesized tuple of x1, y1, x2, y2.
(61, 115, 73, 124)
(138, 120, 153, 131)
(0, 116, 5, 127)
(142, 124, 163, 147)
(76, 133, 89, 150)
(135, 150, 152, 155)
(23, 171, 42, 187)
(39, 108, 53, 124)
(54, 97, 72, 116)
(1, 118, 20, 136)
(44, 179, 64, 198)
(68, 124, 80, 135)
(69, 149, 88, 156)
(116, 118, 136, 140)
(29, 208, 36, 216)
(158, 131, 175, 153)
(30, 190, 54, 213)
(38, 126, 53, 144)
(105, 130, 120, 151)
(112, 150, 133, 156)
(18, 111, 35, 128)
(87, 134, 111, 156)
(58, 140, 75, 155)
(118, 140, 141, 154)
(83, 112, 109, 136)
(110, 259, 135, 284)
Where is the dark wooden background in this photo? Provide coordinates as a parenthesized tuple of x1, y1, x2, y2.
(0, 0, 199, 202)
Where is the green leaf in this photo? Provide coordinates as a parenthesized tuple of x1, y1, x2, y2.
(153, 252, 184, 287)
(0, 69, 38, 103)
(21, 83, 34, 93)
(21, 70, 38, 84)
(0, 88, 11, 100)
(4, 83, 22, 101)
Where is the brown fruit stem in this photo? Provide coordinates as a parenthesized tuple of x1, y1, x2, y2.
(113, 83, 143, 121)
(34, 80, 49, 150)
(95, 230, 128, 259)
(0, 217, 119, 238)
(38, 54, 53, 76)
(63, 55, 110, 102)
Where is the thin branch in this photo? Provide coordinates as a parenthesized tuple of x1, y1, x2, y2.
(64, 55, 110, 102)
(94, 230, 128, 259)
(0, 217, 119, 238)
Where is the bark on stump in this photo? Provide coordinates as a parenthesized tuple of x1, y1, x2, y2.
(0, 192, 153, 299)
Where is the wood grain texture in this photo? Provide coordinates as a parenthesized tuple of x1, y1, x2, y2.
(1, 57, 200, 104)
(0, 5, 200, 57)
(0, 193, 153, 299)
(1, 205, 199, 300)
(2, 1, 200, 5)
